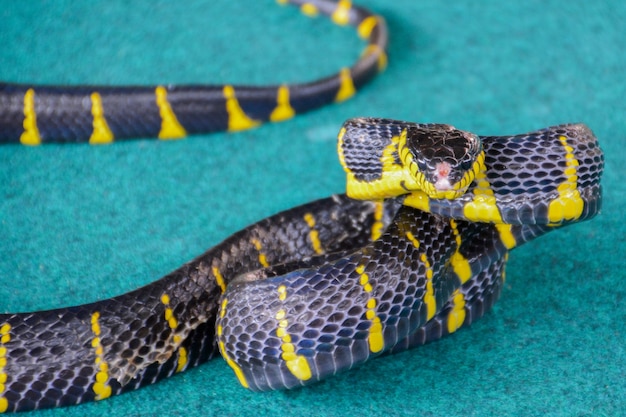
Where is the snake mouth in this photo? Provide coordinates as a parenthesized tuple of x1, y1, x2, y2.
(433, 161, 453, 191)
(434, 178, 453, 191)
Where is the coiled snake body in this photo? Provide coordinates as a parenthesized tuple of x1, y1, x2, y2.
(0, 1, 604, 414)
(216, 118, 603, 391)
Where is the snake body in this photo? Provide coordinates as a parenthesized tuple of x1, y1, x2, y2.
(0, 0, 387, 144)
(0, 1, 606, 414)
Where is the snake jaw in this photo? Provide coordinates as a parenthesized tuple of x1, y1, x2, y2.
(418, 159, 472, 200)
(433, 161, 453, 191)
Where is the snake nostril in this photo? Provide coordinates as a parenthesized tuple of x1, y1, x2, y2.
(435, 161, 451, 180)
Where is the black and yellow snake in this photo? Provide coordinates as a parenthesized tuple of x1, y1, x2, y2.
(0, 0, 605, 413)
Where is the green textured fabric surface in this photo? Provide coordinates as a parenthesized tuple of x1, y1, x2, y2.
(1, 1, 624, 416)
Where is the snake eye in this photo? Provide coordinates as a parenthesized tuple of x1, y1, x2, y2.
(458, 134, 481, 172)
(459, 157, 474, 172)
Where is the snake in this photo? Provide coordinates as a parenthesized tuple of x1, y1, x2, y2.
(0, 117, 604, 411)
(0, 1, 605, 414)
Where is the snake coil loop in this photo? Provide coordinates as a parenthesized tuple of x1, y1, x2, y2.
(215, 119, 603, 391)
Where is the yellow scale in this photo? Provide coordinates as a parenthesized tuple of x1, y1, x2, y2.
(0, 323, 12, 412)
(547, 135, 584, 225)
(217, 299, 249, 388)
(90, 312, 112, 401)
(160, 293, 188, 373)
(274, 284, 313, 382)
(355, 265, 385, 353)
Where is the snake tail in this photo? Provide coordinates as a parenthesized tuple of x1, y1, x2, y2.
(0, 0, 387, 144)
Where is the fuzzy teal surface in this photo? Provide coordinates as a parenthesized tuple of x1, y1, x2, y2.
(1, 1, 624, 416)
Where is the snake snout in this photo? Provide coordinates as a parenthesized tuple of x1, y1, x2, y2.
(432, 161, 453, 190)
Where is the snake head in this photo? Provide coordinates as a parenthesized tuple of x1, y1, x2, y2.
(403, 124, 482, 199)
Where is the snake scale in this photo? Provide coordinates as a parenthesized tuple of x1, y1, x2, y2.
(0, 0, 605, 414)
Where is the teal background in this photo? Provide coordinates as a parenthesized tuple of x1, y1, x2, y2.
(0, 1, 624, 416)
